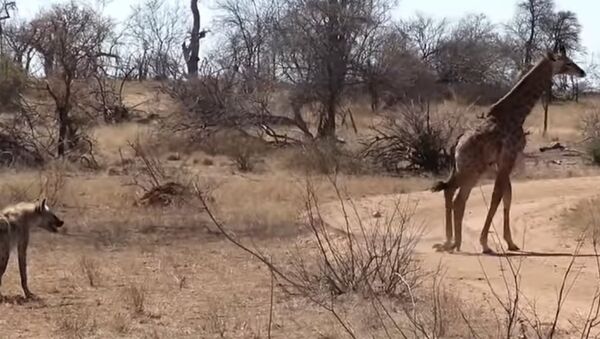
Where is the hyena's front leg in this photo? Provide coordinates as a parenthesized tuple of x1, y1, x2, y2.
(0, 236, 9, 299)
(17, 236, 36, 300)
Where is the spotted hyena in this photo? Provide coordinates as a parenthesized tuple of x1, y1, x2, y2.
(0, 198, 64, 299)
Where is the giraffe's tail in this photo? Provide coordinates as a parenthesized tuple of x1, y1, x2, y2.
(430, 180, 449, 192)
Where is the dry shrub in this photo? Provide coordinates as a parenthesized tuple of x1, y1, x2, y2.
(126, 135, 192, 207)
(0, 132, 44, 168)
(200, 129, 270, 172)
(79, 255, 101, 287)
(410, 271, 498, 338)
(195, 177, 424, 337)
(200, 175, 423, 297)
(580, 107, 600, 165)
(281, 141, 367, 175)
(588, 139, 600, 166)
(137, 181, 188, 207)
(0, 57, 27, 113)
(40, 163, 68, 206)
(363, 101, 466, 174)
(124, 283, 147, 315)
(288, 178, 423, 297)
(89, 73, 136, 124)
(57, 310, 96, 339)
(2, 165, 67, 207)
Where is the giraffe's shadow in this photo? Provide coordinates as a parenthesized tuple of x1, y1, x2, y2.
(452, 250, 600, 258)
(0, 294, 43, 305)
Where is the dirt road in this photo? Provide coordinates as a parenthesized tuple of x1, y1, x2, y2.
(323, 175, 600, 330)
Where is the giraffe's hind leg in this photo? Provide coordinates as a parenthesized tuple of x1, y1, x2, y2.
(452, 183, 475, 252)
(441, 186, 457, 251)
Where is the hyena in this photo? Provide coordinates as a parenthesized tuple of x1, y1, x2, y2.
(0, 198, 64, 299)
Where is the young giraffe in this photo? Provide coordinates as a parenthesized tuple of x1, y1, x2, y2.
(431, 45, 586, 254)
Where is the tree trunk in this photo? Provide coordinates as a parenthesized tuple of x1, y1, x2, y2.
(43, 53, 54, 77)
(183, 0, 201, 78)
(542, 85, 552, 136)
(571, 76, 579, 102)
(318, 92, 338, 139)
(316, 0, 348, 139)
(57, 107, 68, 157)
(368, 80, 379, 112)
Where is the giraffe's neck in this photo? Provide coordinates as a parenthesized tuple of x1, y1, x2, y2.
(488, 57, 553, 126)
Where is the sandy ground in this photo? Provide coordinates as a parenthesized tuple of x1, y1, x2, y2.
(323, 175, 600, 334)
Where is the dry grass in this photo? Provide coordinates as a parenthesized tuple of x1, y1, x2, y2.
(123, 283, 147, 315)
(209, 172, 429, 238)
(79, 255, 101, 287)
(275, 143, 369, 175)
(110, 312, 131, 335)
(561, 195, 600, 235)
(57, 309, 96, 339)
(92, 122, 154, 164)
(0, 163, 68, 208)
(525, 99, 598, 144)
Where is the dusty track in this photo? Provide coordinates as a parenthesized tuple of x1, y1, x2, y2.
(323, 175, 600, 330)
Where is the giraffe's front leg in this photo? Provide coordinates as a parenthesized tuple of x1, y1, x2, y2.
(480, 174, 507, 254)
(502, 178, 520, 251)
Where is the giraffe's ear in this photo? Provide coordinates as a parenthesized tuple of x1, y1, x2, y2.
(559, 44, 566, 56)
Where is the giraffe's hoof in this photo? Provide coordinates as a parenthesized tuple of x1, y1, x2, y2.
(482, 248, 495, 255)
(508, 244, 520, 251)
(445, 243, 457, 252)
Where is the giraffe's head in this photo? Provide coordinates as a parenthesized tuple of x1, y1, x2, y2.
(547, 45, 586, 78)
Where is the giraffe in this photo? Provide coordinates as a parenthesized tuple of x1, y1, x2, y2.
(430, 45, 586, 254)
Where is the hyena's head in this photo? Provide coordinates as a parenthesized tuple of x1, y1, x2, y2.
(33, 198, 64, 233)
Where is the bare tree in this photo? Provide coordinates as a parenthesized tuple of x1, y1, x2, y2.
(402, 13, 448, 63)
(508, 1, 582, 134)
(31, 2, 112, 157)
(543, 10, 581, 52)
(276, 0, 395, 139)
(3, 19, 36, 72)
(356, 24, 438, 111)
(215, 0, 279, 94)
(0, 0, 16, 56)
(126, 0, 188, 80)
(544, 10, 582, 102)
(508, 0, 555, 69)
(182, 0, 209, 78)
(433, 14, 513, 104)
